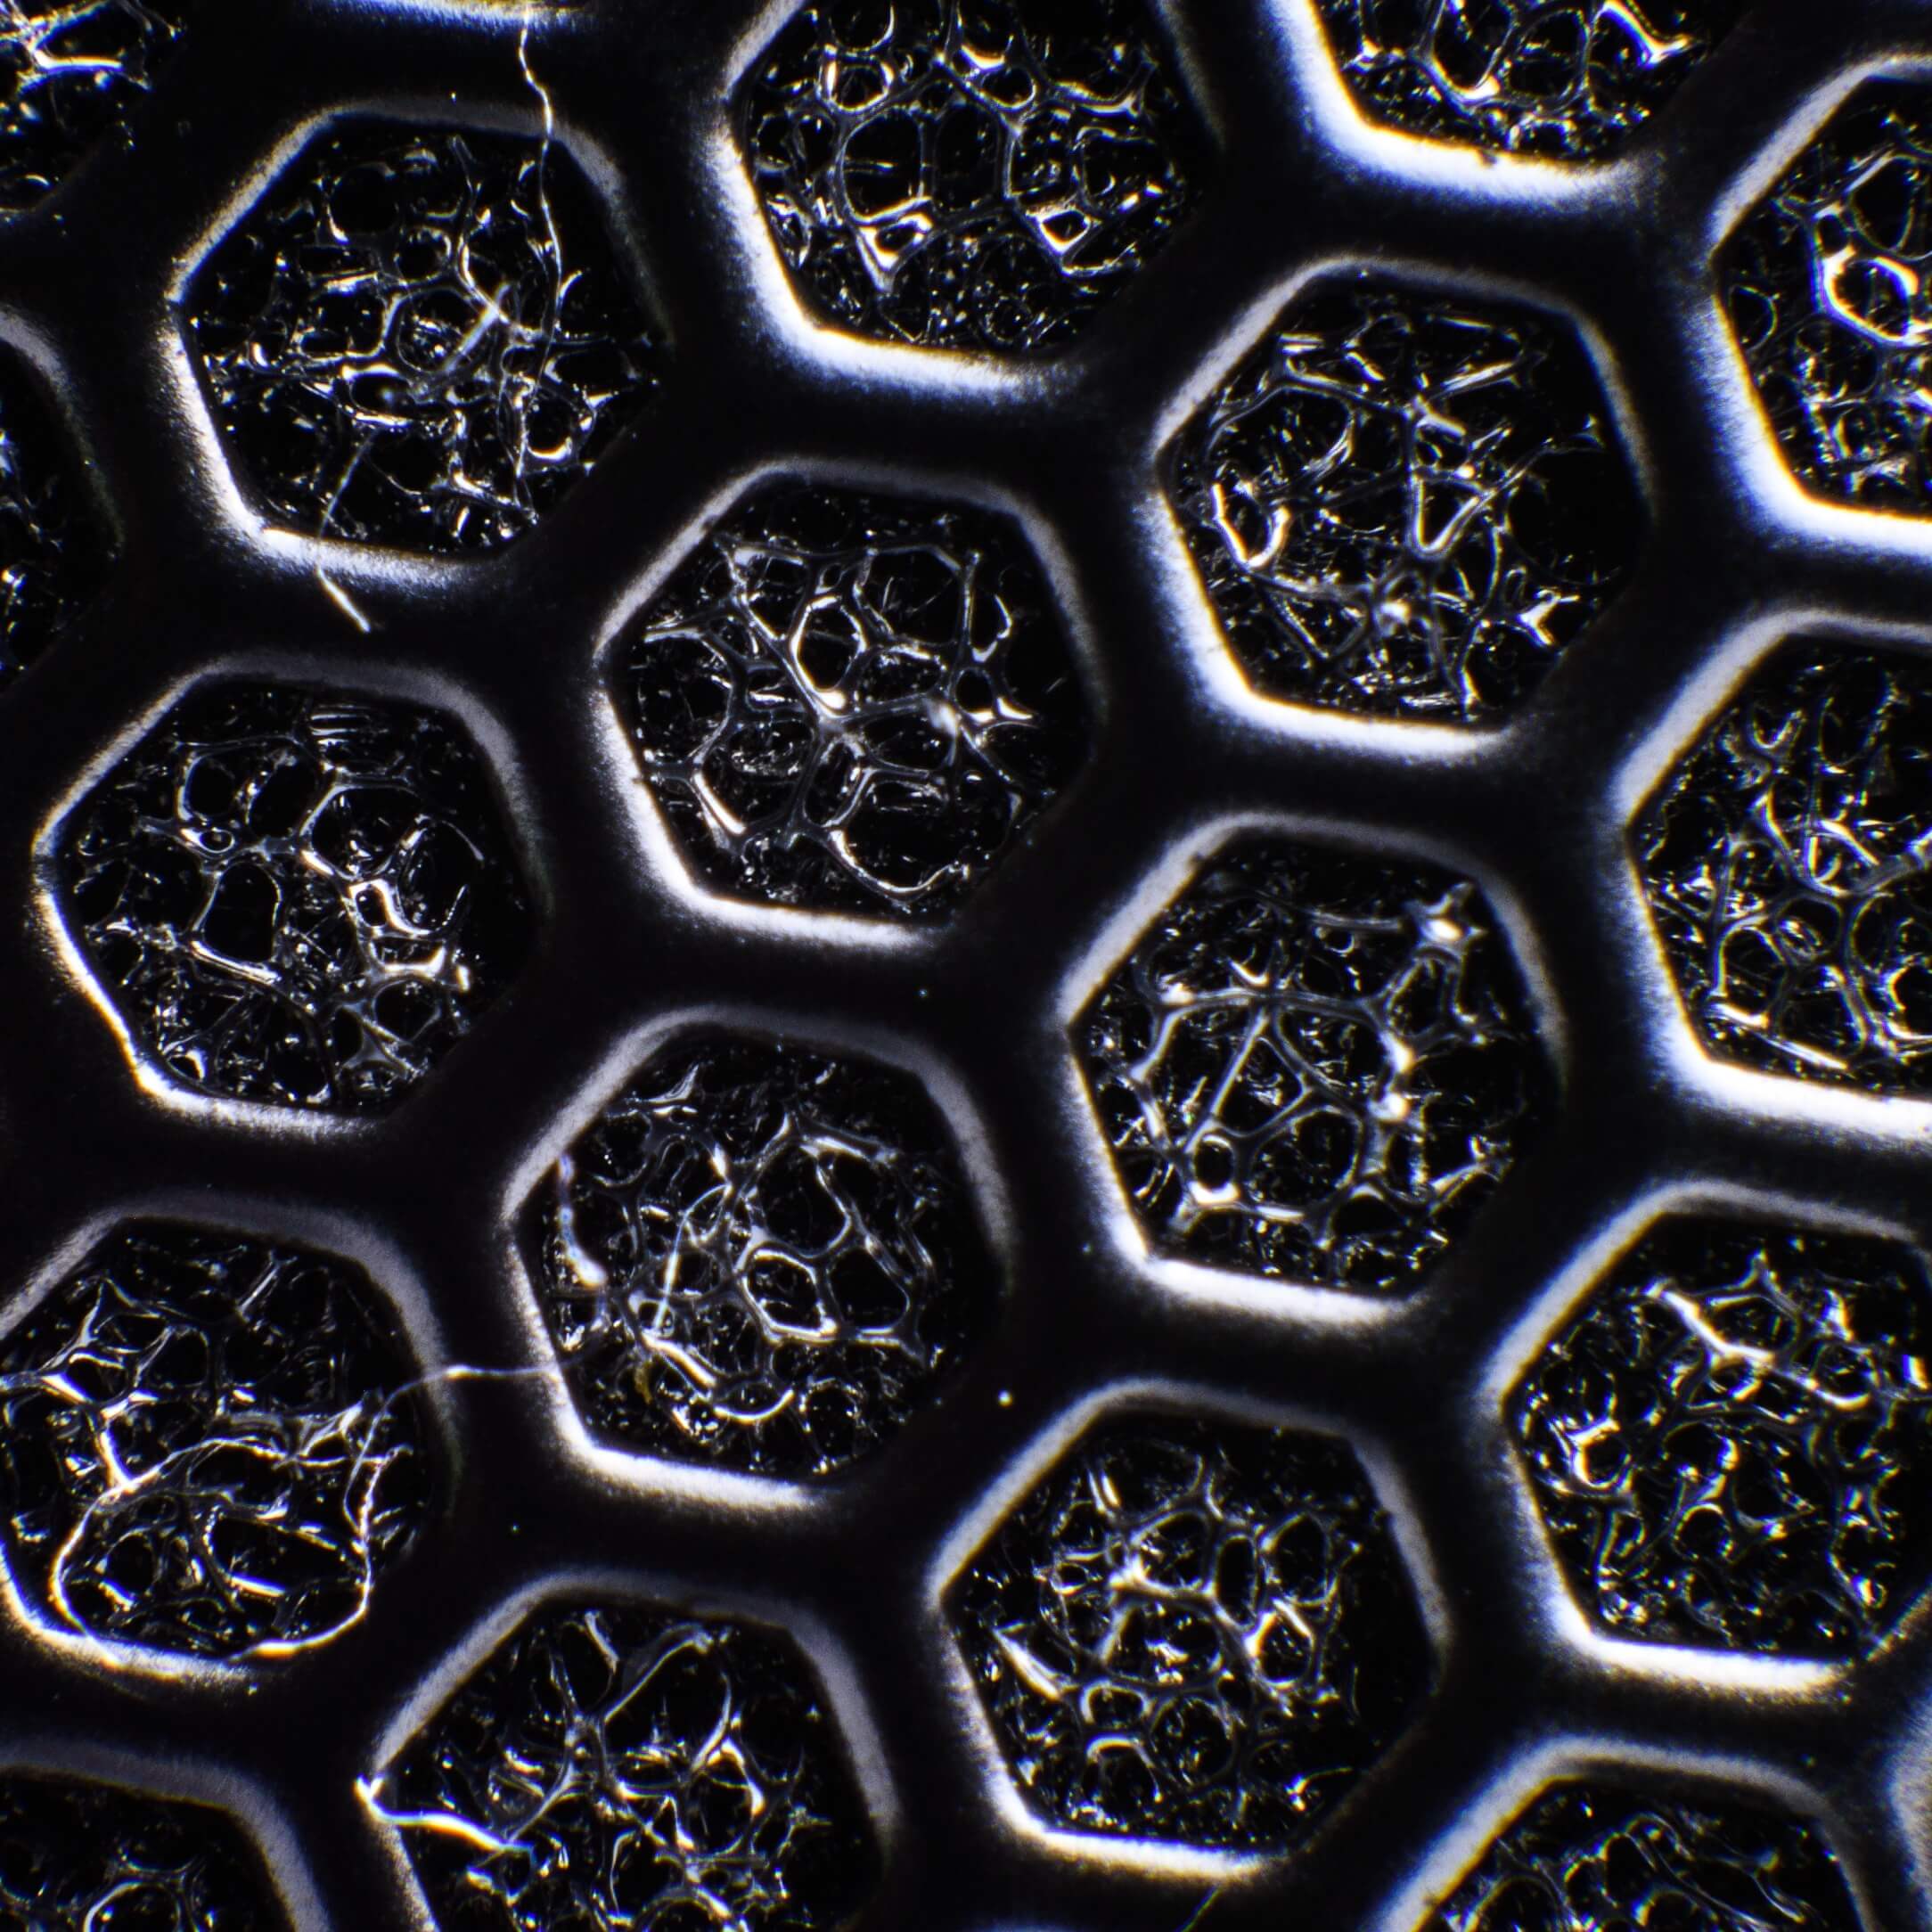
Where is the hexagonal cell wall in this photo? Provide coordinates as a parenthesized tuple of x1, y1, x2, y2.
(1417, 1778, 1864, 1931)
(741, 0, 1204, 354)
(0, 1769, 287, 1927)
(1635, 640, 1932, 1098)
(51, 678, 532, 1114)
(1168, 276, 1641, 724)
(183, 116, 659, 553)
(1313, 0, 1747, 160)
(613, 477, 1090, 917)
(372, 1597, 877, 1928)
(1075, 835, 1550, 1292)
(0, 3, 199, 211)
(529, 1027, 995, 1480)
(1510, 1212, 1932, 1660)
(0, 1219, 431, 1665)
(951, 1409, 1430, 1854)
(1724, 78, 1932, 514)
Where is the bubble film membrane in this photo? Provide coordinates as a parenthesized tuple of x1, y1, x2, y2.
(1422, 1780, 1864, 1931)
(1636, 643, 1932, 1096)
(377, 1599, 875, 1931)
(185, 118, 658, 554)
(1170, 278, 1639, 723)
(742, 0, 1199, 353)
(1313, 0, 1746, 161)
(1512, 1215, 1932, 1658)
(0, 1220, 430, 1663)
(0, 1771, 284, 1930)
(617, 479, 1087, 917)
(954, 1412, 1429, 1850)
(0, 1, 195, 210)
(54, 680, 531, 1114)
(1724, 78, 1932, 514)
(1076, 837, 1547, 1291)
(533, 1030, 995, 1480)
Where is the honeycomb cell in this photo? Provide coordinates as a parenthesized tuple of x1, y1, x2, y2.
(532, 1030, 994, 1480)
(0, 347, 112, 688)
(375, 1598, 876, 1931)
(1076, 837, 1547, 1292)
(53, 679, 531, 1114)
(1635, 642, 1932, 1096)
(1724, 79, 1932, 515)
(1421, 1780, 1863, 1931)
(615, 478, 1087, 916)
(953, 1411, 1429, 1852)
(742, 0, 1200, 354)
(0, 2, 196, 210)
(184, 117, 658, 553)
(1168, 278, 1639, 724)
(1510, 1214, 1932, 1658)
(1313, 0, 1746, 161)
(0, 1220, 430, 1664)
(0, 1770, 286, 1929)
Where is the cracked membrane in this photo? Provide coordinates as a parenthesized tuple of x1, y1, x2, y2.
(185, 116, 658, 553)
(0, 1771, 285, 1929)
(1636, 643, 1932, 1096)
(1077, 837, 1546, 1291)
(1423, 1780, 1863, 1931)
(743, 0, 1199, 353)
(1170, 278, 1638, 724)
(955, 1412, 1429, 1850)
(618, 479, 1087, 916)
(536, 1030, 994, 1480)
(1314, 0, 1745, 161)
(1512, 1215, 1932, 1658)
(55, 680, 531, 1113)
(378, 1599, 876, 1930)
(0, 1220, 430, 1664)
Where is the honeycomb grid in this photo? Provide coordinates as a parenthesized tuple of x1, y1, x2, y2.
(0, 0, 1924, 1928)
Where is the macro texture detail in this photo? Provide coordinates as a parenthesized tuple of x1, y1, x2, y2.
(0, 1772, 285, 1929)
(1511, 1215, 1932, 1658)
(1636, 643, 1932, 1096)
(1076, 837, 1547, 1292)
(533, 1031, 994, 1480)
(1313, 0, 1745, 160)
(184, 117, 658, 553)
(1170, 278, 1639, 723)
(0, 2, 195, 209)
(376, 1599, 875, 1931)
(53, 680, 530, 1113)
(742, 0, 1200, 353)
(1422, 1780, 1863, 1931)
(0, 1221, 430, 1664)
(0, 347, 111, 688)
(953, 1412, 1429, 1850)
(617, 479, 1087, 916)
(1724, 79, 1932, 514)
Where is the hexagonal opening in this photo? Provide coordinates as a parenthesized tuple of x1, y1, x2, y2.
(1312, 0, 1748, 160)
(372, 1595, 879, 1927)
(1510, 1209, 1932, 1661)
(610, 476, 1092, 918)
(948, 1406, 1432, 1854)
(1634, 638, 1932, 1098)
(49, 677, 534, 1115)
(740, 0, 1207, 354)
(1168, 275, 1641, 724)
(182, 114, 661, 554)
(0, 1218, 434, 1666)
(523, 1026, 999, 1480)
(1075, 834, 1552, 1292)
(1723, 78, 1932, 514)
